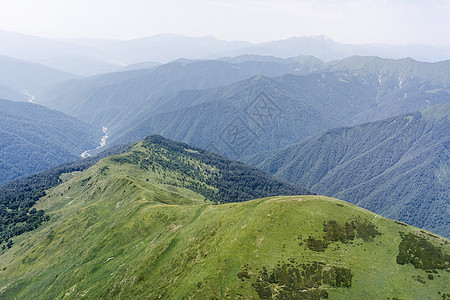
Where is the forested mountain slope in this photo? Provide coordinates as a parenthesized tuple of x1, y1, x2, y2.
(0, 83, 27, 102)
(245, 103, 450, 237)
(0, 56, 79, 102)
(0, 99, 100, 185)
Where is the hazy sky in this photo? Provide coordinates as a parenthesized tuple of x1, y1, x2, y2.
(0, 0, 449, 46)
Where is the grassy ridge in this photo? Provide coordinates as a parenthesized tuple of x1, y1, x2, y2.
(109, 135, 313, 203)
(0, 137, 448, 299)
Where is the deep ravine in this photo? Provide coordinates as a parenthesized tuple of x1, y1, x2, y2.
(81, 126, 109, 158)
(24, 92, 35, 103)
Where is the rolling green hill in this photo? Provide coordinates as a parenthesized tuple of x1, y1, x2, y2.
(0, 136, 448, 299)
(0, 99, 100, 185)
(0, 143, 130, 249)
(0, 135, 310, 251)
(245, 103, 450, 237)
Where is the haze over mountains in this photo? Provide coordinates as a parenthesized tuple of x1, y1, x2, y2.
(0, 55, 79, 102)
(35, 56, 324, 129)
(0, 30, 122, 76)
(1, 30, 449, 75)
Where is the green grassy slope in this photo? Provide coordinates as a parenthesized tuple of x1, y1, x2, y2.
(0, 137, 448, 299)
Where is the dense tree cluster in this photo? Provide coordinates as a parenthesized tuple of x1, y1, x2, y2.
(303, 218, 381, 253)
(0, 144, 130, 250)
(396, 232, 450, 270)
(238, 259, 352, 299)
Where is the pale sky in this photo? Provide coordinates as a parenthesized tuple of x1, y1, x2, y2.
(0, 0, 449, 46)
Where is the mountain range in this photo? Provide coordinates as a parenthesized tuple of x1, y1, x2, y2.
(0, 30, 121, 76)
(226, 35, 450, 63)
(1, 30, 449, 76)
(0, 135, 448, 299)
(35, 57, 323, 127)
(34, 55, 449, 159)
(2, 53, 448, 238)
